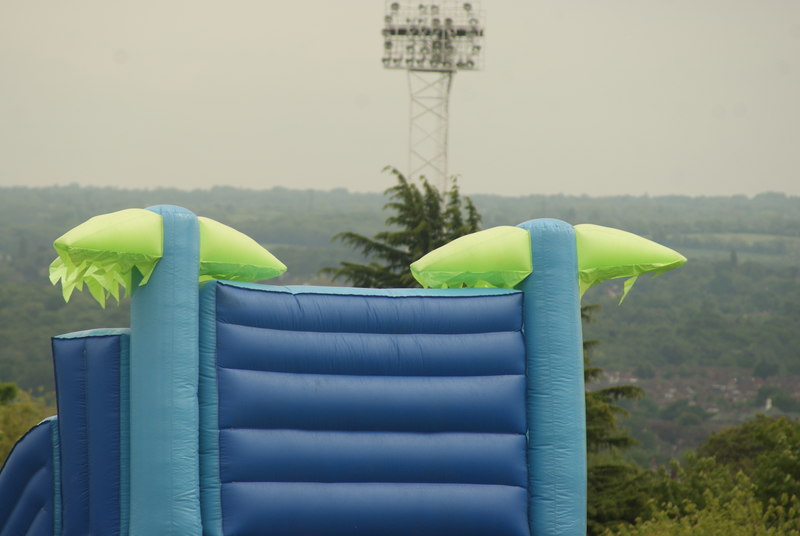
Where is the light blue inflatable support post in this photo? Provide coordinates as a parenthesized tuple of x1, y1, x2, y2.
(129, 205, 202, 535)
(517, 219, 586, 536)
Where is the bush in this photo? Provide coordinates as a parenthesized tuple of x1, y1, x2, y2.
(607, 469, 800, 536)
(0, 383, 54, 466)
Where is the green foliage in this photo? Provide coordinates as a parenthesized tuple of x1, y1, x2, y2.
(773, 393, 800, 413)
(588, 454, 654, 535)
(585, 305, 645, 453)
(633, 363, 656, 379)
(609, 456, 800, 536)
(585, 375, 645, 452)
(0, 383, 18, 405)
(0, 383, 54, 467)
(583, 260, 800, 373)
(653, 455, 742, 513)
(696, 415, 800, 503)
(619, 418, 800, 535)
(756, 385, 785, 407)
(754, 359, 780, 379)
(607, 477, 800, 536)
(321, 168, 481, 288)
(0, 279, 129, 390)
(658, 399, 710, 426)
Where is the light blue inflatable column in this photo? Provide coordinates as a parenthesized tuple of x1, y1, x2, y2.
(517, 219, 586, 536)
(129, 205, 202, 535)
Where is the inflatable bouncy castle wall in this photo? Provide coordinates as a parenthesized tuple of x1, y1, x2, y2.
(0, 206, 685, 536)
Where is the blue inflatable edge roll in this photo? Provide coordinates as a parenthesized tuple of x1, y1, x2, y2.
(119, 330, 130, 536)
(517, 219, 587, 536)
(47, 416, 61, 536)
(200, 281, 223, 536)
(130, 206, 202, 535)
(222, 280, 520, 298)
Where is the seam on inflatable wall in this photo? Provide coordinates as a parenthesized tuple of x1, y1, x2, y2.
(53, 328, 131, 340)
(49, 339, 68, 535)
(49, 417, 61, 536)
(119, 333, 130, 536)
(82, 338, 92, 535)
(199, 281, 222, 536)
(219, 280, 520, 298)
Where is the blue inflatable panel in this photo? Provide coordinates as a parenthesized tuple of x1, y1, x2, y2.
(199, 282, 223, 535)
(220, 429, 527, 487)
(215, 282, 522, 334)
(204, 281, 529, 536)
(0, 420, 56, 536)
(222, 482, 529, 536)
(217, 323, 524, 376)
(219, 369, 525, 433)
(53, 330, 127, 536)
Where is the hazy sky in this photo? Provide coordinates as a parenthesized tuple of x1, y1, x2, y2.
(1, 1, 798, 196)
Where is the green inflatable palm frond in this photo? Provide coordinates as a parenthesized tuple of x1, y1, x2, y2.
(410, 226, 533, 289)
(574, 224, 687, 302)
(49, 209, 163, 307)
(49, 209, 287, 307)
(197, 216, 286, 282)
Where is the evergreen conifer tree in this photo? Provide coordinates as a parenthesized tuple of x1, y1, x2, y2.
(321, 167, 480, 288)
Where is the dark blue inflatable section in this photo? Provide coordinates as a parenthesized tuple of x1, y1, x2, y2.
(52, 329, 128, 536)
(0, 419, 58, 536)
(201, 281, 530, 536)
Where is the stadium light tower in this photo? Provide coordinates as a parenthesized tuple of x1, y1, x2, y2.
(382, 1, 484, 191)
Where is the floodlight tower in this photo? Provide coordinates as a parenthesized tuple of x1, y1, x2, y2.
(382, 1, 484, 191)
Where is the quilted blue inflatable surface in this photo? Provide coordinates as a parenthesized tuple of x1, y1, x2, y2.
(201, 282, 529, 536)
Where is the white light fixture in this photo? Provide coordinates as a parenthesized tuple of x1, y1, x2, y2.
(382, 0, 484, 73)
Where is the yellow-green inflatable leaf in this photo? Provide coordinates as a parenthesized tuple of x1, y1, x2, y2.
(410, 226, 532, 289)
(575, 224, 686, 302)
(49, 209, 163, 307)
(49, 208, 288, 307)
(198, 216, 287, 281)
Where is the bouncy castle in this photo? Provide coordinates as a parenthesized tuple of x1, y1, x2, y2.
(0, 205, 685, 536)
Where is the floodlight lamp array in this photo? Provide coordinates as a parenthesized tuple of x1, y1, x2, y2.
(382, 1, 484, 72)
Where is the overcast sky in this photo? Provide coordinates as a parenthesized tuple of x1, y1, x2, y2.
(1, 1, 798, 197)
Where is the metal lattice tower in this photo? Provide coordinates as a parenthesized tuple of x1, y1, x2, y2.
(383, 1, 484, 191)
